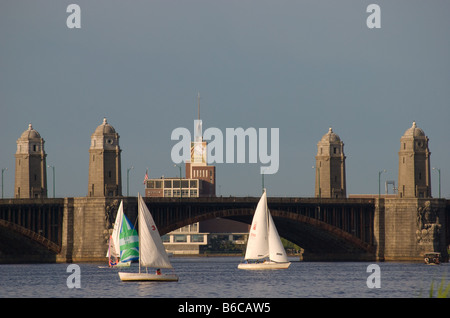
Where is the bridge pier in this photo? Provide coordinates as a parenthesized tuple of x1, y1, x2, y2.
(56, 197, 133, 263)
(374, 197, 449, 262)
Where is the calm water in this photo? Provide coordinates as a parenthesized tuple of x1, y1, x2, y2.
(0, 257, 449, 298)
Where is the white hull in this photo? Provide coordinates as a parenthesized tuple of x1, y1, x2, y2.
(118, 272, 179, 282)
(238, 261, 291, 270)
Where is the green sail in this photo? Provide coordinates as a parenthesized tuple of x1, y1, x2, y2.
(119, 214, 139, 262)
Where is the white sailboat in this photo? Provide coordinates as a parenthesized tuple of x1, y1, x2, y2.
(118, 194, 178, 281)
(238, 189, 291, 270)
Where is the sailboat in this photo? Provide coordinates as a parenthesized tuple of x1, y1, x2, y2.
(107, 234, 119, 267)
(118, 194, 178, 282)
(103, 200, 139, 268)
(238, 189, 291, 270)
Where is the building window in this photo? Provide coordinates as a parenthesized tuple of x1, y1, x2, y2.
(174, 235, 187, 243)
(148, 180, 162, 189)
(191, 234, 204, 243)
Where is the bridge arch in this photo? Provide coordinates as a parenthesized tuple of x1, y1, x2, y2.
(0, 220, 60, 263)
(157, 206, 374, 258)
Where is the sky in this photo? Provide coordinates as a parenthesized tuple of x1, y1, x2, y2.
(1, 1, 449, 198)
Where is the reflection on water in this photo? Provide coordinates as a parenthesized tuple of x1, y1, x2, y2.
(0, 257, 449, 298)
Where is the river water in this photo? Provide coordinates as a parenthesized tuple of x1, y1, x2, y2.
(1, 257, 449, 299)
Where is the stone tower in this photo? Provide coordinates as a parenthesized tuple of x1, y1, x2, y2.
(315, 127, 346, 198)
(398, 121, 431, 198)
(14, 124, 47, 198)
(88, 118, 122, 197)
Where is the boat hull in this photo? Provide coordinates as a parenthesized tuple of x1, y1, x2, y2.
(98, 261, 132, 269)
(238, 261, 291, 270)
(115, 261, 132, 267)
(118, 272, 179, 282)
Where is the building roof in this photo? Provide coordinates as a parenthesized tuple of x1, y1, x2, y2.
(403, 121, 425, 138)
(320, 127, 341, 143)
(19, 123, 41, 140)
(93, 117, 116, 135)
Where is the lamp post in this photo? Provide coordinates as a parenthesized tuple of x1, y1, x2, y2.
(127, 166, 134, 196)
(47, 165, 55, 198)
(378, 169, 386, 198)
(432, 167, 441, 199)
(1, 168, 7, 199)
(174, 164, 182, 198)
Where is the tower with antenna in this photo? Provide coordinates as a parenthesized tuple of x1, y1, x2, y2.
(185, 92, 216, 197)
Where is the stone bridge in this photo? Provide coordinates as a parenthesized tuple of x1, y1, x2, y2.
(0, 197, 448, 263)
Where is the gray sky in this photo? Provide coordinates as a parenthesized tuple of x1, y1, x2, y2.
(1, 1, 449, 198)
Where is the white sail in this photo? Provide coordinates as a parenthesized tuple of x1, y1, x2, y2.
(268, 211, 288, 263)
(106, 201, 124, 258)
(138, 193, 173, 269)
(111, 201, 124, 257)
(244, 190, 269, 260)
(108, 235, 118, 266)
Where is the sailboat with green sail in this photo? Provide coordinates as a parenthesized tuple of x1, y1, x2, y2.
(118, 194, 178, 281)
(104, 200, 139, 267)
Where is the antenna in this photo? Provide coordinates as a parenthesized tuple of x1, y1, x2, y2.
(197, 92, 200, 120)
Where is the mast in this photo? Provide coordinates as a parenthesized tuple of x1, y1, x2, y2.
(138, 193, 141, 274)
